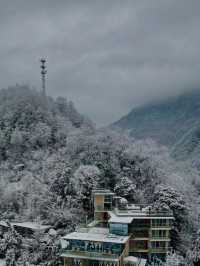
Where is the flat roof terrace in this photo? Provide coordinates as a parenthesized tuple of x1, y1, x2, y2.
(61, 227, 129, 262)
(92, 189, 115, 195)
(108, 211, 134, 224)
(12, 222, 51, 231)
(111, 205, 174, 220)
(63, 228, 130, 244)
(0, 221, 51, 231)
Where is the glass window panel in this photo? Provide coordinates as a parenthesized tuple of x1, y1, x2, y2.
(110, 223, 128, 236)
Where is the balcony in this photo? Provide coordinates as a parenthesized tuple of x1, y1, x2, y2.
(148, 211, 173, 217)
(129, 239, 149, 254)
(151, 224, 172, 229)
(130, 230, 149, 239)
(129, 225, 150, 231)
(150, 236, 170, 241)
(129, 248, 149, 253)
(150, 247, 171, 253)
(116, 207, 173, 218)
(61, 249, 119, 261)
(95, 205, 111, 212)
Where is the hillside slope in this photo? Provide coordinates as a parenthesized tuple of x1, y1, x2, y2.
(113, 90, 200, 153)
(0, 85, 171, 224)
(0, 85, 94, 161)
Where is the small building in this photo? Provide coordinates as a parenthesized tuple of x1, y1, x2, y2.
(60, 190, 174, 265)
(0, 221, 10, 236)
(11, 222, 51, 237)
(0, 221, 51, 237)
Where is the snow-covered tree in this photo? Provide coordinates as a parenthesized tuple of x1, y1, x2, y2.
(74, 165, 100, 209)
(152, 185, 188, 251)
(165, 251, 189, 266)
(0, 227, 23, 265)
(187, 230, 200, 266)
(6, 248, 16, 266)
(30, 122, 51, 148)
(114, 176, 136, 201)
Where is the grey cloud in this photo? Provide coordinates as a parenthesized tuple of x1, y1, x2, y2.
(0, 0, 200, 126)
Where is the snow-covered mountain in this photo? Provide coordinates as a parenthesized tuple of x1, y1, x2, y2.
(112, 90, 200, 163)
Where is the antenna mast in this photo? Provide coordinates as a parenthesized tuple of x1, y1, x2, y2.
(40, 58, 47, 96)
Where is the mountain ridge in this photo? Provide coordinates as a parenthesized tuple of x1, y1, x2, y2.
(112, 89, 200, 164)
(113, 89, 200, 145)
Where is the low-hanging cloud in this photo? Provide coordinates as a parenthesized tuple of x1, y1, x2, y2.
(0, 0, 200, 126)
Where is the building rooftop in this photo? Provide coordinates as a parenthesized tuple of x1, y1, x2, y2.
(12, 222, 51, 231)
(124, 256, 146, 266)
(108, 211, 134, 224)
(111, 205, 174, 219)
(0, 221, 9, 227)
(0, 221, 51, 231)
(92, 189, 115, 195)
(63, 227, 130, 244)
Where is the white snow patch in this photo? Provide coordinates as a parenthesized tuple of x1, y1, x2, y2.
(12, 222, 51, 231)
(0, 259, 5, 266)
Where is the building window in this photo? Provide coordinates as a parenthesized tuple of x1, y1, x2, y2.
(110, 223, 128, 236)
(151, 230, 167, 238)
(104, 202, 112, 210)
(131, 219, 150, 229)
(104, 195, 112, 203)
(129, 240, 148, 250)
(152, 219, 169, 227)
(62, 239, 122, 255)
(151, 241, 166, 249)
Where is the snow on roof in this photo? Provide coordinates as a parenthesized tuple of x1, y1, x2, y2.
(124, 257, 147, 266)
(1, 221, 51, 230)
(139, 259, 147, 266)
(108, 211, 134, 224)
(88, 227, 109, 235)
(0, 221, 9, 227)
(63, 230, 129, 244)
(92, 189, 115, 195)
(113, 206, 174, 219)
(12, 222, 51, 231)
(124, 256, 138, 263)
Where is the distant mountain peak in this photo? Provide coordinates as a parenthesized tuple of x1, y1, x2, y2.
(112, 89, 200, 148)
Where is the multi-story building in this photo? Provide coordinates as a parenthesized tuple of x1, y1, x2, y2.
(61, 190, 174, 266)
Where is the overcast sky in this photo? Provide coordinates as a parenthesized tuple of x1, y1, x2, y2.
(1, 0, 200, 126)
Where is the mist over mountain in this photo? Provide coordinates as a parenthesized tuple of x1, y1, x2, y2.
(113, 89, 200, 164)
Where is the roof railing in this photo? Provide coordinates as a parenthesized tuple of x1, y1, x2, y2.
(115, 206, 173, 217)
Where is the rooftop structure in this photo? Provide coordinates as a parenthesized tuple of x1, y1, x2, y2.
(0, 221, 51, 237)
(61, 189, 174, 266)
(62, 229, 130, 244)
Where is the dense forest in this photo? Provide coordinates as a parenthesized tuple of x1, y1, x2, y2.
(0, 86, 200, 265)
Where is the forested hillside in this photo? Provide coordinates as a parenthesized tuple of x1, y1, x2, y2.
(0, 86, 200, 265)
(0, 85, 94, 161)
(112, 90, 200, 172)
(113, 90, 200, 146)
